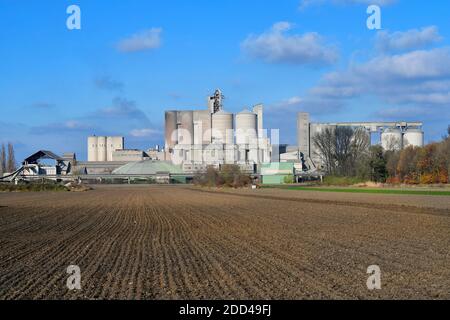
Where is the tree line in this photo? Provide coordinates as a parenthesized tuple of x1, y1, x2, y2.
(0, 143, 17, 176)
(313, 126, 450, 184)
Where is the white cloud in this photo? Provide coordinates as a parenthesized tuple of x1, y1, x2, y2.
(130, 128, 161, 138)
(308, 47, 450, 107)
(117, 28, 162, 53)
(376, 26, 442, 52)
(300, 0, 396, 10)
(241, 22, 338, 66)
(31, 120, 92, 135)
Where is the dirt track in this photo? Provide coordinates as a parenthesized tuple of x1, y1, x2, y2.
(0, 186, 449, 300)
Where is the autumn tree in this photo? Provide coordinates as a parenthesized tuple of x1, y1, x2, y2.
(396, 146, 419, 183)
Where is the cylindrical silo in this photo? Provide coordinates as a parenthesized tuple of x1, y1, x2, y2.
(97, 136, 107, 162)
(212, 111, 234, 145)
(88, 136, 98, 162)
(403, 129, 424, 148)
(381, 128, 403, 151)
(236, 109, 257, 145)
(165, 111, 178, 149)
(177, 111, 194, 145)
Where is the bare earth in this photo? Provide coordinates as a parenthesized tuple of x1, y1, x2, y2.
(0, 185, 449, 300)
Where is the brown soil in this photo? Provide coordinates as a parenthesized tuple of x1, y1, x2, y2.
(0, 185, 449, 300)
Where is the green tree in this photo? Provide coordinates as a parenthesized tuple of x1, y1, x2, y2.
(368, 145, 387, 183)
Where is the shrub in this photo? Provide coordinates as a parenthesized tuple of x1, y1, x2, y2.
(194, 165, 252, 188)
(284, 175, 295, 184)
(0, 182, 68, 192)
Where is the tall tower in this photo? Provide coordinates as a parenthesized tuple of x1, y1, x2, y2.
(207, 89, 224, 114)
(297, 112, 310, 157)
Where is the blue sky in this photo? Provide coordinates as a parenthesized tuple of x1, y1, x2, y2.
(1, 0, 449, 161)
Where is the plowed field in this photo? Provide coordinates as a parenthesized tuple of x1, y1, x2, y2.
(0, 185, 449, 299)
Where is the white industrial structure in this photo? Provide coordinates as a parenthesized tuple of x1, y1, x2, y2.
(88, 136, 124, 162)
(165, 89, 272, 172)
(297, 112, 425, 172)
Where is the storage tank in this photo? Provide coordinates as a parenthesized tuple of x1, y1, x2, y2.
(87, 136, 98, 162)
(212, 110, 234, 145)
(177, 111, 194, 145)
(381, 128, 402, 151)
(236, 109, 257, 145)
(97, 136, 107, 162)
(165, 111, 178, 149)
(403, 129, 424, 148)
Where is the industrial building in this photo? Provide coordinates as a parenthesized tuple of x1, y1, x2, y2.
(88, 136, 124, 162)
(2, 90, 427, 186)
(297, 112, 425, 172)
(165, 89, 272, 173)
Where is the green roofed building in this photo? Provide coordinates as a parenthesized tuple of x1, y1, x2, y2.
(260, 162, 294, 185)
(113, 160, 184, 175)
(112, 160, 189, 184)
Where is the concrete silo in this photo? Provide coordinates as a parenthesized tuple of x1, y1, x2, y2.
(253, 104, 263, 136)
(381, 128, 403, 151)
(177, 111, 194, 145)
(165, 111, 178, 150)
(236, 109, 257, 145)
(88, 136, 98, 162)
(193, 110, 212, 145)
(403, 129, 424, 148)
(97, 136, 107, 162)
(212, 110, 234, 145)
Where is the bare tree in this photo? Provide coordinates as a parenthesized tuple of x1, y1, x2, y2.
(0, 144, 6, 175)
(384, 135, 402, 151)
(7, 143, 16, 173)
(312, 127, 336, 174)
(352, 127, 371, 177)
(335, 127, 354, 176)
(313, 126, 371, 177)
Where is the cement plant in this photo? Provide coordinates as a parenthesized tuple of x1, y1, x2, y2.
(0, 89, 427, 185)
(1, 0, 450, 306)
